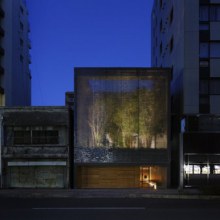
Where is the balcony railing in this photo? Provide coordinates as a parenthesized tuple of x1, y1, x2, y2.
(28, 53, 31, 64)
(0, 47, 5, 56)
(0, 7, 5, 18)
(0, 26, 4, 37)
(28, 22, 30, 32)
(28, 38, 31, 49)
(0, 66, 4, 75)
(0, 86, 4, 94)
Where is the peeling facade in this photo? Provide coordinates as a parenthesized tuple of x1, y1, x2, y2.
(0, 107, 71, 188)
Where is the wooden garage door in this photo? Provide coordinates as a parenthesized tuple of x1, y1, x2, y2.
(77, 166, 140, 188)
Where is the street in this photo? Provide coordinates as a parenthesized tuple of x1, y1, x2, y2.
(0, 197, 220, 220)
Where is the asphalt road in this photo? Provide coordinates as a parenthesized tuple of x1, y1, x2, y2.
(0, 197, 220, 220)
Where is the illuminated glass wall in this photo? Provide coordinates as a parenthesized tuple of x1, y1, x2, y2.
(75, 69, 170, 163)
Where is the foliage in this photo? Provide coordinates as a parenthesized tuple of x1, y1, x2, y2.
(87, 78, 167, 148)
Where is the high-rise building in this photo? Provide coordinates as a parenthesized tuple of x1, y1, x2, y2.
(0, 0, 31, 106)
(152, 0, 220, 188)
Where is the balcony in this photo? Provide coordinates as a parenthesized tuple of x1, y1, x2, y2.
(27, 22, 30, 32)
(28, 38, 31, 49)
(0, 26, 4, 37)
(28, 53, 31, 64)
(0, 46, 4, 56)
(0, 7, 5, 18)
(0, 86, 4, 94)
(0, 66, 4, 74)
(28, 69, 32, 80)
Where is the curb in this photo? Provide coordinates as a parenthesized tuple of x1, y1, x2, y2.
(0, 189, 220, 200)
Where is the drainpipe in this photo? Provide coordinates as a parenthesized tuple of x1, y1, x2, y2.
(0, 115, 3, 188)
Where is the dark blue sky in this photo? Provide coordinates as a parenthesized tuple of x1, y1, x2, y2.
(27, 0, 154, 106)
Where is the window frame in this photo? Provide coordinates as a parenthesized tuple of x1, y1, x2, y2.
(13, 128, 59, 145)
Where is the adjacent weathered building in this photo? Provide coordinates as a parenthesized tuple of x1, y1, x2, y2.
(0, 107, 71, 188)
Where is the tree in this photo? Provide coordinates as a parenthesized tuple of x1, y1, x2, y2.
(150, 79, 167, 148)
(88, 93, 107, 147)
(138, 88, 154, 148)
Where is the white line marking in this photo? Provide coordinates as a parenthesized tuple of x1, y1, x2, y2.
(32, 207, 146, 211)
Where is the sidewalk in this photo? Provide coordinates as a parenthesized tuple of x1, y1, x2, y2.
(0, 188, 220, 199)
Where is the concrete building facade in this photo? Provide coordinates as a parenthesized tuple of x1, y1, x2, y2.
(0, 107, 71, 188)
(0, 0, 31, 106)
(151, 0, 220, 188)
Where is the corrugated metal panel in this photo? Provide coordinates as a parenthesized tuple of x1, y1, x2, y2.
(8, 166, 66, 188)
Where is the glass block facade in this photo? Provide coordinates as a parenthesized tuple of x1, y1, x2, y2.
(74, 68, 171, 164)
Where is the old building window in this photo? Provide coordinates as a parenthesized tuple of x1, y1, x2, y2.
(14, 130, 31, 145)
(13, 129, 59, 145)
(32, 130, 59, 144)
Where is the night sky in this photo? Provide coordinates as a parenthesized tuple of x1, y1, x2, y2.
(27, 0, 154, 106)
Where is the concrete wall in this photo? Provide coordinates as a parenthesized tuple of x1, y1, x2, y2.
(183, 0, 199, 114)
(152, 0, 201, 114)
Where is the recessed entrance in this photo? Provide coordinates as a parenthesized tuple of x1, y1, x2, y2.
(140, 166, 166, 189)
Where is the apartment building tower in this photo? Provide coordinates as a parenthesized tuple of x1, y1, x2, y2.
(152, 0, 220, 188)
(0, 0, 31, 106)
